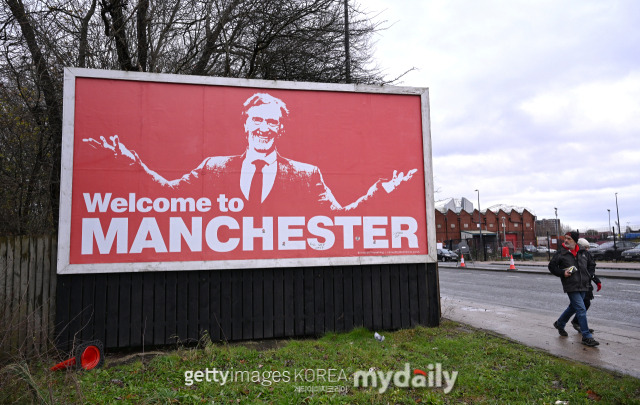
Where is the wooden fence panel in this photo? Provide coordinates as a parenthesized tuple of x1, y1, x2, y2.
(0, 235, 57, 361)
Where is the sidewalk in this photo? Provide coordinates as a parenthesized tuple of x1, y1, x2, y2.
(439, 260, 640, 379)
(441, 296, 640, 379)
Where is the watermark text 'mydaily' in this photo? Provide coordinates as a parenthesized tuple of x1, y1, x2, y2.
(354, 363, 458, 394)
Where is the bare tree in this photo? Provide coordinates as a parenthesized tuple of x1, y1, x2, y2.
(0, 0, 388, 234)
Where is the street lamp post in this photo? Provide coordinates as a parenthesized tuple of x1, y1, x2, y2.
(608, 209, 611, 238)
(475, 189, 484, 261)
(554, 207, 559, 249)
(615, 193, 621, 238)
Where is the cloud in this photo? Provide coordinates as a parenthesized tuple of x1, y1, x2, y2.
(368, 0, 640, 231)
(519, 72, 640, 134)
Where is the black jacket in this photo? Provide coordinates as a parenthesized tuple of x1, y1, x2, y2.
(548, 246, 595, 293)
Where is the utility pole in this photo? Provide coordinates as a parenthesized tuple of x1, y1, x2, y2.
(344, 0, 351, 84)
(554, 207, 559, 249)
(615, 193, 621, 238)
(475, 189, 484, 260)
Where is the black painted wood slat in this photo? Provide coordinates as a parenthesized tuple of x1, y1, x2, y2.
(80, 275, 94, 342)
(252, 268, 263, 339)
(352, 266, 363, 328)
(231, 270, 243, 340)
(400, 266, 411, 328)
(371, 265, 382, 331)
(333, 266, 344, 332)
(272, 268, 284, 337)
(389, 265, 401, 330)
(93, 274, 107, 348)
(66, 276, 84, 347)
(293, 269, 304, 336)
(283, 268, 295, 336)
(209, 270, 221, 341)
(164, 272, 177, 344)
(303, 267, 314, 335)
(187, 272, 199, 342)
(141, 273, 153, 347)
(105, 275, 119, 348)
(314, 267, 324, 335)
(219, 270, 232, 341)
(408, 264, 420, 327)
(323, 267, 334, 333)
(242, 269, 253, 340)
(263, 269, 274, 339)
(380, 265, 392, 330)
(197, 271, 209, 341)
(342, 266, 353, 331)
(55, 263, 439, 351)
(427, 263, 440, 325)
(54, 277, 71, 349)
(362, 265, 373, 329)
(154, 272, 167, 345)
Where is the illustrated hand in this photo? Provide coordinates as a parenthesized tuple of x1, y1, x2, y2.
(83, 135, 140, 164)
(381, 168, 418, 193)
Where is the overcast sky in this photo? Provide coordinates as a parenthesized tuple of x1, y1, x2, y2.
(366, 0, 640, 233)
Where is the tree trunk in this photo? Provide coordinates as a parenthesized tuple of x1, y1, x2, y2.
(5, 0, 63, 231)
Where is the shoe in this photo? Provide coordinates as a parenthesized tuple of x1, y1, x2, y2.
(582, 337, 599, 347)
(554, 321, 568, 337)
(571, 321, 594, 333)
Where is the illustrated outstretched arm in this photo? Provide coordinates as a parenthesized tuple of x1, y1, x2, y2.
(83, 135, 182, 187)
(340, 169, 418, 211)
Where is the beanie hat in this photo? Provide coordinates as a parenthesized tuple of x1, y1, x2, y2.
(565, 230, 579, 243)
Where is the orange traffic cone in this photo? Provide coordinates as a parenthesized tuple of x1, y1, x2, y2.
(509, 255, 517, 270)
(51, 340, 104, 371)
(459, 255, 466, 268)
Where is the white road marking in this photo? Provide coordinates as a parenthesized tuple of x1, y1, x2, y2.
(620, 290, 640, 293)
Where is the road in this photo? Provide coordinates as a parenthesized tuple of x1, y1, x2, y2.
(438, 267, 640, 330)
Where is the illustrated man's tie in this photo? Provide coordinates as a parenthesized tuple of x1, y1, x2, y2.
(248, 160, 267, 203)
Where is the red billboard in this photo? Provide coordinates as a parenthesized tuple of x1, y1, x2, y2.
(58, 68, 435, 273)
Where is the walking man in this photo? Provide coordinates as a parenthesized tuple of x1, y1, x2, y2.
(549, 230, 599, 346)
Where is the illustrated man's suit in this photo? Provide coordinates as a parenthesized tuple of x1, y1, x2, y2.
(170, 151, 345, 212)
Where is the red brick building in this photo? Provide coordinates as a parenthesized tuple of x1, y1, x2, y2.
(434, 198, 537, 255)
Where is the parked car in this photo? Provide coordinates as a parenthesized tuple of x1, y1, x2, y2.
(590, 241, 637, 260)
(524, 245, 537, 253)
(536, 246, 549, 253)
(621, 244, 640, 261)
(437, 248, 459, 262)
(589, 243, 599, 250)
(512, 250, 533, 260)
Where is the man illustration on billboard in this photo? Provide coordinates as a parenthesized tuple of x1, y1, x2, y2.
(83, 93, 417, 211)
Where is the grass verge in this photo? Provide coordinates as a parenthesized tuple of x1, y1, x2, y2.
(2, 320, 639, 404)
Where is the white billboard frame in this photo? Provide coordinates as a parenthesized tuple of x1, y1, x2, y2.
(57, 67, 436, 274)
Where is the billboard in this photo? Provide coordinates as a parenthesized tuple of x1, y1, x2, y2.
(58, 68, 436, 274)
